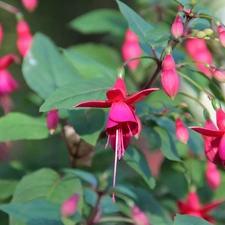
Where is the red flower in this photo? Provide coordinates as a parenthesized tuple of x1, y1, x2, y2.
(122, 29, 141, 71)
(46, 109, 59, 135)
(190, 109, 225, 167)
(131, 205, 151, 225)
(175, 118, 189, 144)
(21, 0, 38, 12)
(74, 76, 158, 200)
(0, 23, 3, 46)
(205, 161, 221, 190)
(171, 16, 184, 39)
(16, 20, 33, 57)
(177, 191, 223, 223)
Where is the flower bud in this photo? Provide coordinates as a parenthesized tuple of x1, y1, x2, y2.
(185, 38, 207, 56)
(125, 29, 139, 42)
(161, 69, 180, 99)
(162, 54, 176, 70)
(175, 118, 189, 144)
(212, 98, 221, 111)
(211, 67, 225, 82)
(171, 16, 184, 39)
(131, 205, 150, 225)
(16, 20, 33, 57)
(0, 54, 20, 69)
(196, 31, 206, 39)
(204, 28, 214, 36)
(205, 161, 221, 190)
(61, 194, 79, 217)
(21, 0, 38, 12)
(0, 23, 3, 46)
(46, 109, 59, 135)
(217, 25, 225, 48)
(216, 108, 225, 131)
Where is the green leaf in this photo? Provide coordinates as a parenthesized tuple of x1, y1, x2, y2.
(0, 180, 18, 200)
(63, 49, 115, 79)
(0, 199, 63, 225)
(0, 113, 50, 142)
(174, 0, 192, 6)
(198, 9, 218, 21)
(68, 43, 122, 69)
(173, 214, 212, 225)
(69, 9, 126, 36)
(69, 109, 106, 146)
(39, 76, 114, 112)
(152, 126, 181, 161)
(123, 147, 155, 189)
(63, 169, 98, 188)
(22, 33, 79, 99)
(116, 0, 154, 42)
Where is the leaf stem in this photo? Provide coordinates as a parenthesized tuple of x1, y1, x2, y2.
(0, 1, 21, 15)
(98, 217, 134, 224)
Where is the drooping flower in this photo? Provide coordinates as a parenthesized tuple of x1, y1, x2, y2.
(74, 74, 158, 200)
(210, 67, 225, 82)
(122, 29, 141, 71)
(171, 16, 184, 39)
(0, 23, 3, 46)
(46, 109, 59, 135)
(190, 109, 225, 167)
(16, 20, 33, 57)
(175, 118, 189, 144)
(131, 205, 151, 225)
(205, 161, 221, 190)
(21, 0, 38, 12)
(61, 194, 79, 217)
(217, 25, 225, 48)
(0, 54, 20, 114)
(177, 191, 223, 223)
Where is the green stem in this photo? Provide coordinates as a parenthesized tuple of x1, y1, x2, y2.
(178, 71, 214, 100)
(98, 217, 134, 224)
(0, 1, 20, 14)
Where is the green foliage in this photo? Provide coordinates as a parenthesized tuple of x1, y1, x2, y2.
(173, 214, 212, 225)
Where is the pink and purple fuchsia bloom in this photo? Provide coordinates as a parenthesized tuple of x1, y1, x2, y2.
(74, 74, 158, 200)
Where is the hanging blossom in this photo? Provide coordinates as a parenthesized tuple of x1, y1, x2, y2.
(175, 118, 189, 144)
(217, 25, 225, 48)
(190, 108, 225, 168)
(0, 54, 20, 114)
(21, 0, 38, 12)
(171, 15, 184, 39)
(61, 194, 79, 217)
(121, 29, 141, 71)
(74, 72, 158, 200)
(177, 190, 223, 223)
(131, 205, 151, 225)
(46, 109, 59, 135)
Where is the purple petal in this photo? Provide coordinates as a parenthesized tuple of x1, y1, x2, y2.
(190, 127, 224, 137)
(74, 100, 112, 108)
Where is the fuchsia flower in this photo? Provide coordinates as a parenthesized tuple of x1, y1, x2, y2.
(175, 118, 189, 144)
(16, 20, 33, 57)
(190, 109, 225, 167)
(171, 16, 184, 39)
(46, 109, 59, 135)
(0, 23, 3, 46)
(74, 75, 158, 200)
(161, 54, 179, 99)
(122, 29, 141, 71)
(210, 67, 225, 82)
(217, 25, 225, 48)
(131, 205, 151, 225)
(185, 38, 212, 78)
(21, 0, 38, 12)
(61, 194, 79, 217)
(177, 191, 223, 223)
(206, 161, 221, 190)
(0, 54, 20, 114)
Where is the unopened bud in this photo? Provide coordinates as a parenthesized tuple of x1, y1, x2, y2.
(46, 109, 59, 135)
(175, 118, 189, 144)
(203, 109, 210, 120)
(211, 98, 221, 111)
(206, 161, 221, 190)
(204, 28, 214, 36)
(196, 31, 206, 39)
(162, 54, 176, 70)
(131, 205, 150, 225)
(61, 194, 79, 217)
(217, 25, 225, 48)
(21, 0, 38, 12)
(0, 24, 3, 46)
(171, 16, 184, 39)
(117, 67, 125, 79)
(212, 68, 225, 82)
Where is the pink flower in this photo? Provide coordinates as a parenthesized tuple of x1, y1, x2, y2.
(21, 0, 38, 12)
(162, 54, 176, 70)
(74, 76, 158, 200)
(190, 109, 225, 167)
(175, 118, 189, 144)
(177, 191, 223, 223)
(211, 67, 225, 82)
(61, 194, 79, 217)
(131, 205, 150, 225)
(122, 29, 141, 71)
(171, 16, 183, 38)
(16, 20, 33, 57)
(206, 161, 221, 190)
(46, 109, 59, 135)
(185, 38, 207, 56)
(0, 23, 3, 46)
(0, 54, 19, 114)
(217, 25, 225, 48)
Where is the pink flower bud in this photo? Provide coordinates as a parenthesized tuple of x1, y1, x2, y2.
(122, 29, 141, 71)
(186, 191, 200, 210)
(0, 24, 3, 46)
(16, 20, 33, 57)
(21, 0, 38, 12)
(171, 16, 184, 38)
(175, 118, 189, 144)
(161, 69, 180, 99)
(0, 54, 20, 69)
(211, 67, 225, 82)
(205, 161, 221, 190)
(162, 54, 176, 70)
(61, 194, 79, 217)
(216, 108, 225, 131)
(218, 25, 225, 48)
(131, 205, 150, 225)
(185, 38, 207, 56)
(46, 109, 59, 135)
